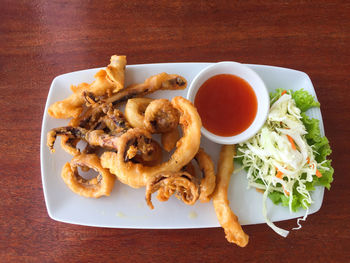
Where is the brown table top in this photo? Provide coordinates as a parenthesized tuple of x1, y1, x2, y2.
(1, 0, 349, 262)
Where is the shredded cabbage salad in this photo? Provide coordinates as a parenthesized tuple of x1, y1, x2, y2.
(236, 89, 334, 237)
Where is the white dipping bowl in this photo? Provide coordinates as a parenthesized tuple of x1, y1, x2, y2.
(187, 61, 269, 144)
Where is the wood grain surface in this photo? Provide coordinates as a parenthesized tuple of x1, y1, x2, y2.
(1, 0, 349, 262)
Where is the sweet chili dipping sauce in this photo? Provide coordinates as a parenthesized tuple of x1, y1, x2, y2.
(194, 74, 258, 137)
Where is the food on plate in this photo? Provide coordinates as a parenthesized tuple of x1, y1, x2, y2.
(144, 147, 216, 207)
(125, 97, 180, 151)
(236, 89, 334, 237)
(194, 148, 216, 202)
(145, 171, 200, 209)
(48, 82, 89, 119)
(212, 145, 249, 247)
(48, 55, 126, 119)
(60, 135, 80, 156)
(100, 96, 202, 188)
(47, 56, 206, 195)
(144, 99, 180, 133)
(61, 154, 115, 198)
(161, 128, 180, 152)
(45, 55, 248, 244)
(130, 140, 163, 166)
(194, 74, 257, 136)
(47, 126, 160, 165)
(103, 72, 187, 105)
(125, 98, 153, 128)
(96, 107, 132, 134)
(182, 162, 196, 176)
(67, 72, 186, 132)
(105, 55, 127, 93)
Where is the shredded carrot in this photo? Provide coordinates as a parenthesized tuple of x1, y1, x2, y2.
(256, 188, 264, 194)
(307, 157, 322, 177)
(287, 135, 296, 150)
(275, 167, 289, 195)
(275, 167, 284, 179)
(316, 169, 322, 178)
(276, 171, 283, 179)
(281, 90, 287, 95)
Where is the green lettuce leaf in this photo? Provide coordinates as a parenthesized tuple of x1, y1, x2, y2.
(292, 89, 320, 112)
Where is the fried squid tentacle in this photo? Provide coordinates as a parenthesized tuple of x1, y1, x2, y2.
(47, 126, 158, 162)
(60, 135, 80, 156)
(48, 108, 131, 151)
(212, 145, 249, 247)
(61, 154, 115, 198)
(100, 96, 202, 188)
(101, 108, 132, 134)
(47, 127, 86, 152)
(145, 171, 200, 209)
(105, 73, 187, 105)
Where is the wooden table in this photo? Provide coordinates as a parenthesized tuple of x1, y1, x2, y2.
(1, 1, 349, 262)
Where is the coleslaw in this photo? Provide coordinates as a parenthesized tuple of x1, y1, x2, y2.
(236, 89, 334, 237)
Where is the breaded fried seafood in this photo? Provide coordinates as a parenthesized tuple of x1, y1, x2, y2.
(212, 145, 249, 247)
(61, 154, 115, 198)
(48, 55, 127, 119)
(100, 96, 202, 188)
(145, 171, 200, 209)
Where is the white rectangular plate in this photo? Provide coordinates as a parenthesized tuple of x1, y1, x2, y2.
(41, 63, 325, 229)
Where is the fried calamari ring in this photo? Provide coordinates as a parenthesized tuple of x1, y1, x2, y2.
(194, 148, 216, 203)
(212, 145, 249, 247)
(125, 98, 180, 151)
(145, 171, 200, 209)
(144, 99, 180, 133)
(161, 128, 180, 152)
(105, 55, 126, 93)
(61, 154, 115, 198)
(100, 96, 202, 188)
(125, 98, 153, 128)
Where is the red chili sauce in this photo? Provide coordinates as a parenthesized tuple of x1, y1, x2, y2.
(194, 74, 257, 137)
